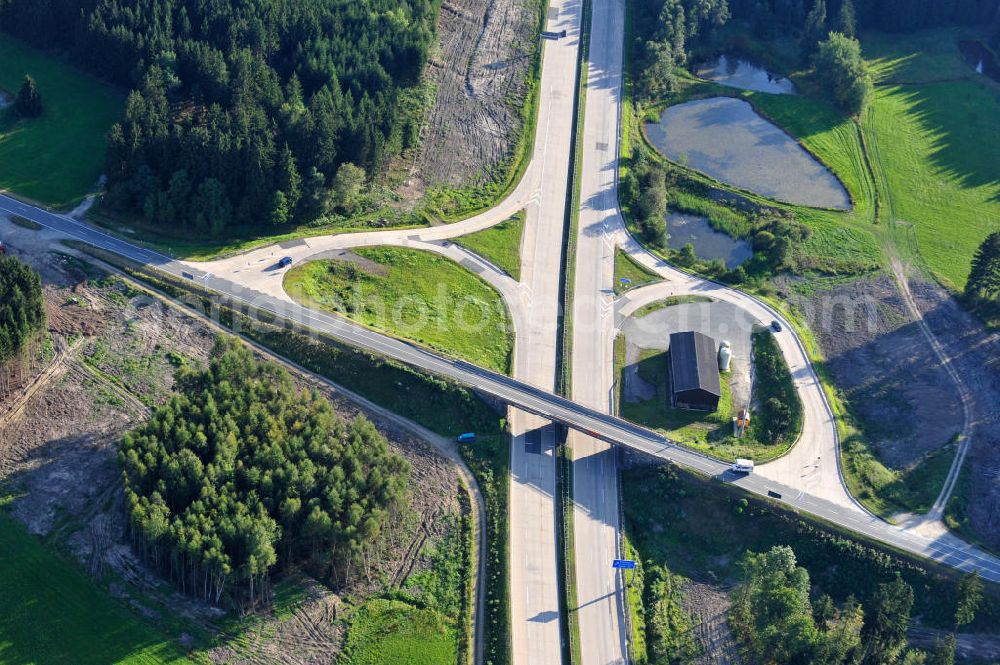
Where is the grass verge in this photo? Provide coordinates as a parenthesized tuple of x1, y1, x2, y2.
(7, 214, 42, 230)
(613, 248, 660, 295)
(630, 295, 712, 318)
(454, 211, 526, 280)
(284, 247, 514, 374)
(0, 35, 123, 207)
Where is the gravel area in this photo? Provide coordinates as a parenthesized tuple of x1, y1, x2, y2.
(621, 300, 758, 409)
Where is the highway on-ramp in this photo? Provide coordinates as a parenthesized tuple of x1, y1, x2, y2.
(5, 192, 1000, 593)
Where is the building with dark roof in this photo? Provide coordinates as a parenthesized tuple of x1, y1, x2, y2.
(669, 331, 721, 411)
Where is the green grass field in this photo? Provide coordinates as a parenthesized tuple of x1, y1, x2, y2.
(864, 80, 1000, 289)
(0, 36, 123, 207)
(455, 211, 525, 280)
(0, 514, 193, 665)
(284, 247, 514, 373)
(841, 433, 957, 518)
(340, 599, 457, 665)
(613, 248, 660, 294)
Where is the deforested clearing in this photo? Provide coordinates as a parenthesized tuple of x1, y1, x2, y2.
(415, 0, 539, 188)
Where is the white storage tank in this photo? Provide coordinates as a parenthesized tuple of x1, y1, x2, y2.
(718, 340, 732, 372)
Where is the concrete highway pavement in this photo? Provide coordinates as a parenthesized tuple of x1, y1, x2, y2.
(6, 192, 1000, 593)
(505, 0, 583, 662)
(568, 0, 630, 662)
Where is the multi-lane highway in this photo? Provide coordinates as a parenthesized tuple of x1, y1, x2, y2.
(5, 4, 1000, 661)
(6, 190, 1000, 595)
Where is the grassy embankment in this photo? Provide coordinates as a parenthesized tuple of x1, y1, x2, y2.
(284, 247, 514, 374)
(621, 463, 1000, 659)
(67, 243, 514, 665)
(0, 35, 123, 207)
(615, 328, 799, 462)
(0, 513, 195, 664)
(613, 248, 660, 295)
(455, 211, 526, 280)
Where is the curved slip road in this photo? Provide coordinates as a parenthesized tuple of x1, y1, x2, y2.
(4, 190, 1000, 584)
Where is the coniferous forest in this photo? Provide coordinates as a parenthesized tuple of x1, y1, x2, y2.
(119, 338, 410, 607)
(0, 255, 45, 365)
(0, 0, 438, 233)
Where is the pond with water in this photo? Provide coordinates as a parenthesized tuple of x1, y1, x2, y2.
(645, 97, 851, 210)
(959, 40, 1000, 83)
(666, 212, 752, 268)
(695, 55, 796, 95)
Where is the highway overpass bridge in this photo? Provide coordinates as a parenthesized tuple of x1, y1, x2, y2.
(4, 192, 1000, 583)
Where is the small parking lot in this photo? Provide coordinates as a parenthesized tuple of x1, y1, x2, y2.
(620, 299, 763, 408)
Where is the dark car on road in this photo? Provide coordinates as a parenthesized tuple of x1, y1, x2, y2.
(770, 320, 782, 332)
(278, 256, 293, 268)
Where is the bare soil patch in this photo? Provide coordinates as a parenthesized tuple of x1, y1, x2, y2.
(781, 274, 963, 468)
(679, 580, 742, 665)
(0, 248, 466, 660)
(412, 0, 538, 189)
(907, 279, 1000, 550)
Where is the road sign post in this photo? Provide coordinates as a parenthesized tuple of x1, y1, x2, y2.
(613, 559, 637, 586)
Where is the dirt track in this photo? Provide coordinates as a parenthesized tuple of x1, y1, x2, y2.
(413, 0, 538, 188)
(908, 279, 1000, 550)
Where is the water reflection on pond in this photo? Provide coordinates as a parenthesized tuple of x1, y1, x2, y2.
(695, 55, 796, 95)
(959, 40, 1000, 83)
(666, 212, 752, 268)
(645, 97, 851, 210)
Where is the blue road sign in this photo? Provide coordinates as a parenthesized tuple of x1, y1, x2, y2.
(612, 559, 636, 570)
(620, 277, 632, 284)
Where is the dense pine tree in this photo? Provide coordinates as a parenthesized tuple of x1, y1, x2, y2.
(13, 74, 42, 118)
(0, 0, 437, 234)
(119, 337, 409, 608)
(0, 255, 45, 364)
(965, 231, 1000, 305)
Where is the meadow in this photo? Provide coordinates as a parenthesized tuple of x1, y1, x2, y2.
(864, 79, 1000, 289)
(0, 36, 122, 207)
(284, 247, 514, 374)
(340, 600, 457, 665)
(0, 514, 193, 665)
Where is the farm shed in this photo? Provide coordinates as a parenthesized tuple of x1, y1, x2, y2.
(669, 331, 722, 411)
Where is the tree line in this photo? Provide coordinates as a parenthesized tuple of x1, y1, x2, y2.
(731, 545, 983, 665)
(0, 0, 437, 234)
(0, 254, 47, 398)
(0, 255, 45, 365)
(631, 0, 995, 108)
(119, 337, 409, 608)
(730, 0, 999, 37)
